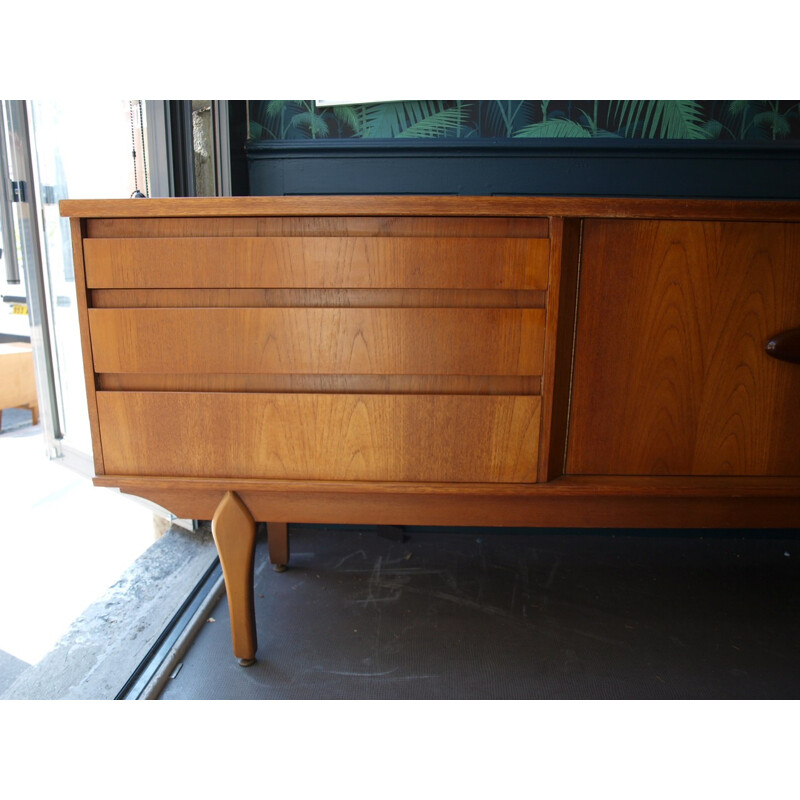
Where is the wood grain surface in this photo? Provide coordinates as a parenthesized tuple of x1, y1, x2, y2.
(266, 521, 289, 569)
(93, 474, 800, 529)
(568, 219, 800, 476)
(537, 217, 582, 481)
(69, 218, 106, 475)
(95, 391, 541, 483)
(83, 236, 550, 290)
(96, 373, 541, 395)
(89, 288, 547, 309)
(88, 307, 545, 376)
(211, 491, 257, 663)
(60, 195, 800, 222)
(84, 215, 550, 239)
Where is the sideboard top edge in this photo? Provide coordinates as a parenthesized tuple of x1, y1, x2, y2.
(59, 196, 800, 222)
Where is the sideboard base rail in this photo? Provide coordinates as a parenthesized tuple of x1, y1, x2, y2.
(96, 475, 800, 530)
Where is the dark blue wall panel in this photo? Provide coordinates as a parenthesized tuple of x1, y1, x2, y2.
(245, 140, 800, 199)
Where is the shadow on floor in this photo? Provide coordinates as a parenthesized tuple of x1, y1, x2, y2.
(158, 524, 800, 700)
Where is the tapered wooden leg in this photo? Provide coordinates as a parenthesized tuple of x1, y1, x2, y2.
(267, 522, 289, 572)
(211, 491, 258, 666)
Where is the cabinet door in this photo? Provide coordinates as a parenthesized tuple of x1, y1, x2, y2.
(567, 219, 800, 476)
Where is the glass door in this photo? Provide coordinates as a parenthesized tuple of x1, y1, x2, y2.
(1, 99, 153, 471)
(1, 100, 62, 454)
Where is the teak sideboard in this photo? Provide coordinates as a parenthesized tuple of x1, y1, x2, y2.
(60, 196, 800, 665)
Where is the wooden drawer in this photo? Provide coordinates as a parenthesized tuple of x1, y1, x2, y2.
(88, 307, 545, 376)
(82, 234, 550, 290)
(96, 392, 541, 483)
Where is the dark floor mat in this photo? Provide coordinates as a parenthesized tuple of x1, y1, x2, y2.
(158, 526, 800, 700)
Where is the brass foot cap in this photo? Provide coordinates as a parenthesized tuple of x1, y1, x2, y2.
(273, 564, 288, 573)
(238, 657, 256, 667)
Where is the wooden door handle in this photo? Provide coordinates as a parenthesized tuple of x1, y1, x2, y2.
(766, 328, 800, 364)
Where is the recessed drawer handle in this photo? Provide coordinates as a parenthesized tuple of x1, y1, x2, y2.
(766, 328, 800, 364)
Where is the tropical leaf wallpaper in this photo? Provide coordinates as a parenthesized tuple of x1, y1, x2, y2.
(247, 101, 800, 142)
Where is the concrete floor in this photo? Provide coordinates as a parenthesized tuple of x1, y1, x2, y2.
(0, 408, 216, 698)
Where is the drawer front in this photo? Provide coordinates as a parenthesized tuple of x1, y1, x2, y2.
(96, 392, 541, 483)
(82, 235, 550, 290)
(88, 308, 545, 376)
